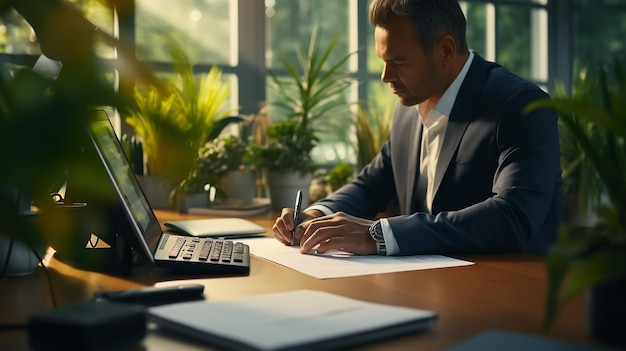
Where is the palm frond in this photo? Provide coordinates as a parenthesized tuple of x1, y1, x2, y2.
(124, 41, 238, 187)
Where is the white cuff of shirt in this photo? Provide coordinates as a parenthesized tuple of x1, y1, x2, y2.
(305, 204, 334, 216)
(379, 218, 399, 256)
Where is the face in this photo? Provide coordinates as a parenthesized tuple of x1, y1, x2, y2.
(375, 16, 447, 107)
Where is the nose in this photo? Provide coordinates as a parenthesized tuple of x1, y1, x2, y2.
(381, 63, 395, 83)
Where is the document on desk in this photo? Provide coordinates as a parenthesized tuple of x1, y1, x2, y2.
(149, 289, 437, 351)
(238, 237, 474, 279)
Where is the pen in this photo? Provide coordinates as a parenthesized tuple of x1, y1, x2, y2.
(291, 190, 303, 246)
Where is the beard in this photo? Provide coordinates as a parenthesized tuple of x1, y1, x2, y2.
(397, 94, 422, 106)
(391, 84, 424, 106)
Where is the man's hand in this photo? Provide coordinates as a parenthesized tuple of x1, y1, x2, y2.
(298, 212, 376, 255)
(272, 208, 323, 246)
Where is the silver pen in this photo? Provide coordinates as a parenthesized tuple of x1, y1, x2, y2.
(291, 190, 303, 246)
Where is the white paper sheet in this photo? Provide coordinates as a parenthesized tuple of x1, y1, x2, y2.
(239, 237, 474, 279)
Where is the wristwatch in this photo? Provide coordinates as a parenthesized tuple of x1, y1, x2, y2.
(368, 220, 386, 256)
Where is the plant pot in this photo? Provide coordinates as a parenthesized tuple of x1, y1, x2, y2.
(266, 171, 312, 211)
(139, 175, 174, 209)
(218, 170, 257, 207)
(176, 192, 209, 213)
(587, 277, 626, 345)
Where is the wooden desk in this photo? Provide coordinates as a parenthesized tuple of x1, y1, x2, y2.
(0, 210, 592, 351)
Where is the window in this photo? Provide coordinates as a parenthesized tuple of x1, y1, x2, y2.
(462, 1, 549, 85)
(135, 0, 234, 65)
(2, 0, 625, 166)
(0, 9, 39, 57)
(266, 0, 356, 165)
(572, 0, 626, 70)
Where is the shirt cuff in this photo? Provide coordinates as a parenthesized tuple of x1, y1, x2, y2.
(305, 204, 334, 216)
(379, 218, 399, 256)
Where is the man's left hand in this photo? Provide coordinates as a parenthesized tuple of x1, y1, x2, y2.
(298, 212, 376, 255)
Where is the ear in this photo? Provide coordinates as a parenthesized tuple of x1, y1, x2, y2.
(436, 35, 456, 68)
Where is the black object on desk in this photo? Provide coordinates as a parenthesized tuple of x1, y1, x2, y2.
(93, 283, 205, 307)
(29, 300, 146, 351)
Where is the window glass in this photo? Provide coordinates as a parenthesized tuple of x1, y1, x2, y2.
(266, 0, 350, 69)
(136, 0, 232, 64)
(573, 8, 626, 69)
(495, 5, 533, 78)
(366, 23, 383, 73)
(464, 2, 487, 58)
(0, 9, 40, 55)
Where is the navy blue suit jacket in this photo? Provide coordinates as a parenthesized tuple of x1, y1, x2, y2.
(315, 54, 563, 255)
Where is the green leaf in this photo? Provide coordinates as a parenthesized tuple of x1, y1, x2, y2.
(260, 25, 356, 172)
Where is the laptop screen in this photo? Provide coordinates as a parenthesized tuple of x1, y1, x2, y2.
(87, 110, 162, 262)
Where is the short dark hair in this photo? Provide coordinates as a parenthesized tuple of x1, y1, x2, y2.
(369, 0, 469, 55)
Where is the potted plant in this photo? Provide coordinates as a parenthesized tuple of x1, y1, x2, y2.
(309, 163, 355, 203)
(327, 162, 355, 192)
(177, 130, 258, 212)
(123, 40, 239, 209)
(251, 26, 355, 210)
(527, 57, 626, 345)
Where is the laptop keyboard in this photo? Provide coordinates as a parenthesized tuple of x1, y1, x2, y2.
(160, 235, 250, 274)
(169, 237, 247, 263)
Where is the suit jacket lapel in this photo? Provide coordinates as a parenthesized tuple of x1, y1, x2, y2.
(431, 56, 488, 205)
(407, 115, 423, 213)
(391, 105, 422, 214)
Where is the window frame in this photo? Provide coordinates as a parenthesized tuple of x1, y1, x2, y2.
(2, 0, 622, 143)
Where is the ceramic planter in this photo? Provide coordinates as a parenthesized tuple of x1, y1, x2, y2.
(266, 171, 312, 211)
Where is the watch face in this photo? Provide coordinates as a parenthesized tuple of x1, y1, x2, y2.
(369, 221, 384, 241)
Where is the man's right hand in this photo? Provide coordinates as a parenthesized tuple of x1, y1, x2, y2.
(272, 209, 323, 246)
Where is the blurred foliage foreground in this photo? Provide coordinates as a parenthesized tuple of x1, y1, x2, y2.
(0, 0, 156, 266)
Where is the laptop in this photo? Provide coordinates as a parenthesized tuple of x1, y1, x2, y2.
(85, 110, 251, 274)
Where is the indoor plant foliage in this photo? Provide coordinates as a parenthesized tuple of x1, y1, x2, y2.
(551, 67, 609, 222)
(180, 134, 254, 196)
(527, 57, 626, 341)
(251, 120, 317, 174)
(124, 41, 239, 193)
(354, 98, 394, 170)
(251, 26, 355, 174)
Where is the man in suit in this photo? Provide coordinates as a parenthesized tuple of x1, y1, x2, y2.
(272, 0, 563, 256)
